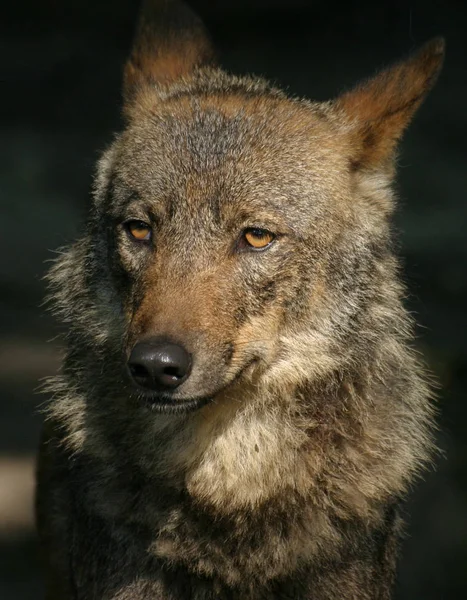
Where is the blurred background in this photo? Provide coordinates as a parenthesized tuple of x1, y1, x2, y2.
(1, 0, 466, 597)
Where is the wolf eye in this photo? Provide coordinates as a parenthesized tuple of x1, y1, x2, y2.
(240, 228, 275, 250)
(125, 220, 152, 242)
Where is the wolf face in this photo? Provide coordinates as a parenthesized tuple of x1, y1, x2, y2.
(94, 90, 367, 409)
(50, 27, 443, 418)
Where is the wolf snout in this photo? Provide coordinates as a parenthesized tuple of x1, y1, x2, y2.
(127, 339, 192, 392)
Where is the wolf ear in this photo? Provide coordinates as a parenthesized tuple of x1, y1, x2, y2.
(335, 38, 445, 171)
(123, 0, 216, 107)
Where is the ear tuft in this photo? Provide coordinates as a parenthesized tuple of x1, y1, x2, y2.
(123, 0, 216, 111)
(336, 38, 445, 171)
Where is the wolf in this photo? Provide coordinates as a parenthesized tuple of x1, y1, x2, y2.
(36, 0, 444, 598)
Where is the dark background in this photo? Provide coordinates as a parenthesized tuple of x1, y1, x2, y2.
(1, 0, 466, 598)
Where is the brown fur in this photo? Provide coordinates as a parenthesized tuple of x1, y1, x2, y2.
(36, 1, 444, 598)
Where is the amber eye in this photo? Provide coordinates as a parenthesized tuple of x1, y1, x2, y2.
(125, 220, 152, 242)
(242, 228, 275, 250)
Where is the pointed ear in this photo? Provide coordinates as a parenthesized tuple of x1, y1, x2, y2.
(335, 38, 445, 171)
(123, 0, 216, 107)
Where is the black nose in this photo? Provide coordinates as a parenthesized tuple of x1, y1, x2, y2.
(128, 340, 192, 392)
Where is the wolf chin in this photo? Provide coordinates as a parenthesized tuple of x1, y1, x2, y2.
(36, 1, 444, 598)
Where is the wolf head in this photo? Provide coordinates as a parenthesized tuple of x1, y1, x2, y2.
(49, 0, 443, 416)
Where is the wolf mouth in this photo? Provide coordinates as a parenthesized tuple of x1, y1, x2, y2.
(140, 393, 213, 414)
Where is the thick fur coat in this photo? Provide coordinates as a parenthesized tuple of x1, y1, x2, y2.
(36, 1, 444, 598)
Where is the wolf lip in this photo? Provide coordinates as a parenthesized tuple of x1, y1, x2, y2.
(140, 393, 213, 413)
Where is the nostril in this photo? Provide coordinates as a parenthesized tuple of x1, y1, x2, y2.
(163, 365, 182, 379)
(129, 363, 150, 380)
